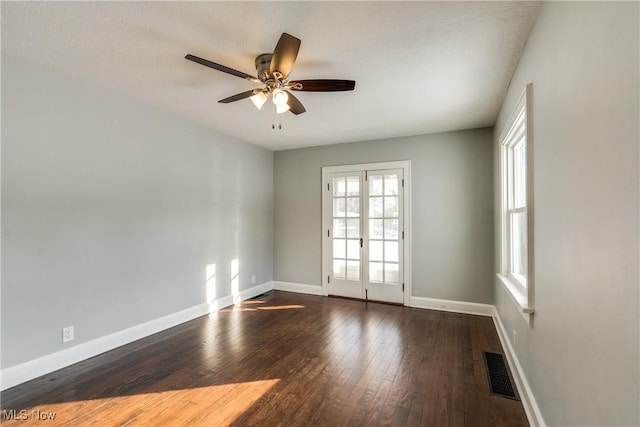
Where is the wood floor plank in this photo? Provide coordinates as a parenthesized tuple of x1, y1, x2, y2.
(1, 291, 529, 426)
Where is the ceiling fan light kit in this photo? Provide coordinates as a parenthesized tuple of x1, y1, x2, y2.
(249, 91, 268, 110)
(272, 88, 289, 106)
(185, 33, 356, 117)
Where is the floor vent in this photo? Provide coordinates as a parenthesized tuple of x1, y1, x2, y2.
(483, 352, 520, 400)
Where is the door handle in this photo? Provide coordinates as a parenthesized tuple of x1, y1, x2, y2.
(360, 237, 363, 248)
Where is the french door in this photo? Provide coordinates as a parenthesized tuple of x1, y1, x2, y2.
(322, 162, 410, 305)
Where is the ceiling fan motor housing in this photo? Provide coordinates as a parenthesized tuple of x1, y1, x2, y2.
(255, 54, 273, 83)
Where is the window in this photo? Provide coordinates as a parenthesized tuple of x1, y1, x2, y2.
(499, 84, 534, 323)
(505, 107, 527, 288)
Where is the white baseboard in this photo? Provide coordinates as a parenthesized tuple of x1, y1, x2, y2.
(409, 296, 495, 317)
(2, 280, 543, 427)
(0, 303, 208, 391)
(409, 296, 542, 426)
(239, 281, 274, 302)
(208, 294, 234, 312)
(272, 281, 322, 296)
(271, 286, 542, 427)
(492, 307, 546, 427)
(1, 281, 275, 391)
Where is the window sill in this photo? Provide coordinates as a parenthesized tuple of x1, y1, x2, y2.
(497, 273, 534, 326)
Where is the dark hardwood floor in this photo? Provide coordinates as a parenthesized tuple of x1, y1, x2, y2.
(1, 291, 528, 426)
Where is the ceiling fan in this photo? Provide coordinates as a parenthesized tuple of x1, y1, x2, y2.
(185, 33, 356, 115)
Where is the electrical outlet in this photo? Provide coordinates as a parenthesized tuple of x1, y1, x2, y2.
(512, 330, 518, 351)
(63, 326, 74, 343)
(251, 274, 256, 284)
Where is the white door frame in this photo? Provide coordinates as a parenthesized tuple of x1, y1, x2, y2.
(321, 161, 411, 306)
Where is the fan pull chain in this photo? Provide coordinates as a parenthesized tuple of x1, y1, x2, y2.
(271, 103, 283, 130)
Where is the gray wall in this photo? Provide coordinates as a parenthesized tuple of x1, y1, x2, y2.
(493, 2, 639, 425)
(275, 128, 494, 303)
(1, 54, 273, 368)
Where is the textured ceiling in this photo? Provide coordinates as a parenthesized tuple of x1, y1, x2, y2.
(1, 1, 540, 151)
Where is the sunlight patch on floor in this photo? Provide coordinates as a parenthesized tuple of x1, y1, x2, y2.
(255, 304, 305, 311)
(1, 379, 279, 426)
(219, 304, 305, 313)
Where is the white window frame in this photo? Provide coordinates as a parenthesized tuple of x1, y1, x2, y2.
(498, 84, 535, 325)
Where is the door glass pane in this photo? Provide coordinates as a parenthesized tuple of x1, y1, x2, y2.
(369, 219, 383, 239)
(511, 211, 527, 279)
(369, 175, 383, 196)
(370, 262, 383, 282)
(367, 170, 402, 288)
(347, 239, 360, 260)
(384, 197, 399, 217)
(333, 239, 346, 259)
(346, 219, 359, 238)
(347, 261, 360, 281)
(346, 176, 360, 196)
(369, 197, 383, 218)
(333, 260, 346, 279)
(385, 263, 399, 284)
(384, 241, 398, 262)
(369, 241, 383, 261)
(333, 198, 345, 217)
(333, 219, 346, 238)
(331, 174, 362, 283)
(346, 197, 360, 217)
(384, 219, 399, 239)
(333, 177, 346, 196)
(384, 174, 399, 195)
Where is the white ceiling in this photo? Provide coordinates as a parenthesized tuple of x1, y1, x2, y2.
(1, 1, 540, 151)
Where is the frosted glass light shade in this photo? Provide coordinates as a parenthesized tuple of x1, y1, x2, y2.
(272, 89, 289, 106)
(250, 91, 268, 110)
(276, 103, 290, 114)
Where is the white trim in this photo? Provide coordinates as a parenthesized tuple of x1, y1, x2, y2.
(409, 296, 495, 317)
(0, 303, 206, 391)
(238, 281, 274, 302)
(499, 83, 535, 319)
(492, 307, 546, 427)
(496, 274, 535, 326)
(320, 161, 411, 174)
(524, 83, 535, 311)
(499, 86, 528, 143)
(280, 281, 541, 427)
(272, 281, 323, 296)
(403, 162, 412, 307)
(1, 281, 543, 427)
(275, 287, 543, 427)
(409, 293, 544, 427)
(0, 281, 274, 391)
(207, 294, 234, 312)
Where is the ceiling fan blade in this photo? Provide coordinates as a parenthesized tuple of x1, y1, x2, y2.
(285, 90, 306, 115)
(185, 54, 259, 82)
(289, 79, 356, 92)
(270, 33, 301, 80)
(218, 89, 263, 104)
